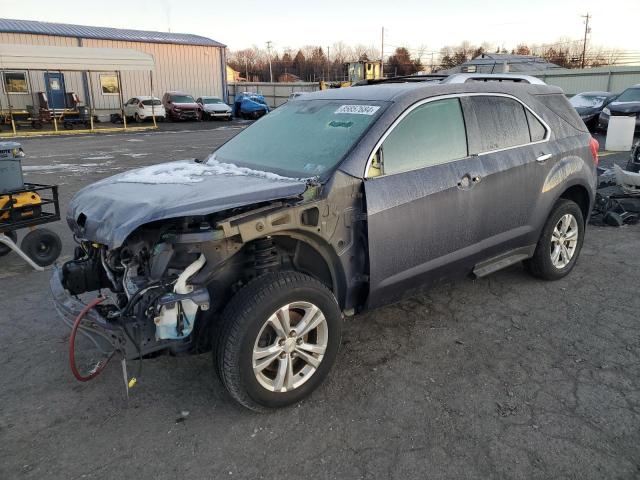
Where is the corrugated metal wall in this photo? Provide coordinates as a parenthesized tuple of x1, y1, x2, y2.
(0, 32, 224, 118)
(527, 66, 640, 95)
(228, 82, 320, 108)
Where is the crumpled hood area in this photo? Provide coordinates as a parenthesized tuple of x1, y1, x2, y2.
(67, 159, 308, 247)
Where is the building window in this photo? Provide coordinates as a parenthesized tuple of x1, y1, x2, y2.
(100, 74, 120, 95)
(3, 71, 29, 94)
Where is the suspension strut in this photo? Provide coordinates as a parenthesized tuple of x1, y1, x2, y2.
(251, 237, 279, 275)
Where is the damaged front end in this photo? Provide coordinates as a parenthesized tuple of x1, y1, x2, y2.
(52, 216, 235, 361)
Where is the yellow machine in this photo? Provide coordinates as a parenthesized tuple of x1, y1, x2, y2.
(0, 191, 42, 222)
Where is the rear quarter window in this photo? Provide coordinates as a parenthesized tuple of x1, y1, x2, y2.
(525, 109, 547, 142)
(533, 93, 589, 133)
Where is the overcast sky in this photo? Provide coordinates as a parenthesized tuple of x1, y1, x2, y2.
(1, 0, 638, 54)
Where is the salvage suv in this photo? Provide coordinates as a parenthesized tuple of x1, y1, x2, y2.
(52, 74, 598, 411)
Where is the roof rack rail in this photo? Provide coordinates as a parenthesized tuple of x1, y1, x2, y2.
(442, 73, 546, 85)
(352, 74, 448, 86)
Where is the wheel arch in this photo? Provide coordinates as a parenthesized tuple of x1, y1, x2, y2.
(557, 183, 592, 224)
(266, 231, 348, 310)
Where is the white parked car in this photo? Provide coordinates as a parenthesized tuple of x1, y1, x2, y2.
(196, 96, 233, 120)
(123, 96, 166, 122)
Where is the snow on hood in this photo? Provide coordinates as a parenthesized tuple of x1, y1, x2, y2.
(68, 159, 309, 247)
(115, 158, 294, 184)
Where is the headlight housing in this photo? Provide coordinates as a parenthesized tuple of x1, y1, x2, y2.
(603, 107, 611, 115)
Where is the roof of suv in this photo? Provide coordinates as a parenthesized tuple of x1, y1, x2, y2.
(303, 79, 563, 103)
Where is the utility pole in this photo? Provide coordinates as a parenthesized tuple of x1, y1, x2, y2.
(430, 52, 434, 73)
(266, 41, 274, 82)
(380, 27, 385, 78)
(581, 13, 591, 69)
(327, 45, 330, 81)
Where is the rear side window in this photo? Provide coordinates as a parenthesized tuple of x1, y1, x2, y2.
(534, 93, 588, 133)
(469, 96, 530, 152)
(525, 109, 547, 142)
(379, 98, 468, 175)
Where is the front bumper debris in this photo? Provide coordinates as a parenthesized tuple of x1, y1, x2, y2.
(50, 265, 129, 356)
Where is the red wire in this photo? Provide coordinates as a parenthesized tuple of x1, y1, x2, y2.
(69, 296, 114, 382)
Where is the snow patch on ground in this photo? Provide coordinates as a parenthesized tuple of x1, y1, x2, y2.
(23, 162, 101, 172)
(83, 155, 114, 161)
(115, 159, 294, 184)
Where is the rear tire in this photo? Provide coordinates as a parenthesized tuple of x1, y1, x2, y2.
(216, 271, 342, 411)
(20, 228, 62, 266)
(525, 199, 584, 280)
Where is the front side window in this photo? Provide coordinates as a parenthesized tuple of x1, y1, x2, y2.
(469, 96, 530, 152)
(212, 99, 387, 178)
(100, 74, 119, 95)
(376, 98, 468, 176)
(4, 71, 29, 93)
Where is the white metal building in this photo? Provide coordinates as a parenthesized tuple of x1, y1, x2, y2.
(0, 18, 226, 119)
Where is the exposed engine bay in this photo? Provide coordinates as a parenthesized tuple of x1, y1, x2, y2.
(61, 213, 273, 358)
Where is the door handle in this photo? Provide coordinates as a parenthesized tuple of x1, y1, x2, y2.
(457, 174, 480, 189)
(536, 153, 552, 163)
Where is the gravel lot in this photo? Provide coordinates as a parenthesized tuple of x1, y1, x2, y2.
(1, 124, 639, 479)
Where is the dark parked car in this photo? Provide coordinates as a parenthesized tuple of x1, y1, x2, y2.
(569, 91, 617, 130)
(598, 84, 640, 131)
(53, 74, 598, 411)
(162, 91, 199, 121)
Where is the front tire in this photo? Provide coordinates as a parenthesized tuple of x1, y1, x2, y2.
(216, 271, 342, 411)
(525, 199, 584, 280)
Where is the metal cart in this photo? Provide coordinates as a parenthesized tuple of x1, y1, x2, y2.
(0, 142, 62, 271)
(0, 183, 62, 271)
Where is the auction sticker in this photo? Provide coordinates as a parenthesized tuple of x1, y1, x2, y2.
(335, 105, 380, 115)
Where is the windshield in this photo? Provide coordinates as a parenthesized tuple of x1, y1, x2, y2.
(211, 99, 387, 178)
(171, 95, 195, 103)
(570, 94, 608, 108)
(202, 97, 223, 104)
(142, 99, 162, 106)
(616, 88, 640, 103)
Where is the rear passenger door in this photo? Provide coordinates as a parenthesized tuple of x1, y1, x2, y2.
(461, 95, 552, 259)
(364, 97, 491, 307)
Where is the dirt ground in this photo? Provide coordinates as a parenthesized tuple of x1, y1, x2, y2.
(1, 124, 639, 479)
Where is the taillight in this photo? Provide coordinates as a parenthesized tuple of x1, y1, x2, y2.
(589, 137, 599, 166)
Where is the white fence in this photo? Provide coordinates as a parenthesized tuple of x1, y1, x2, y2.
(227, 82, 320, 108)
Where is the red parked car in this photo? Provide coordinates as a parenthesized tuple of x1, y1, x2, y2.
(162, 91, 200, 121)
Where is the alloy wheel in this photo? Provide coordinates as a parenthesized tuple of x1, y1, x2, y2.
(550, 213, 579, 269)
(252, 301, 328, 393)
